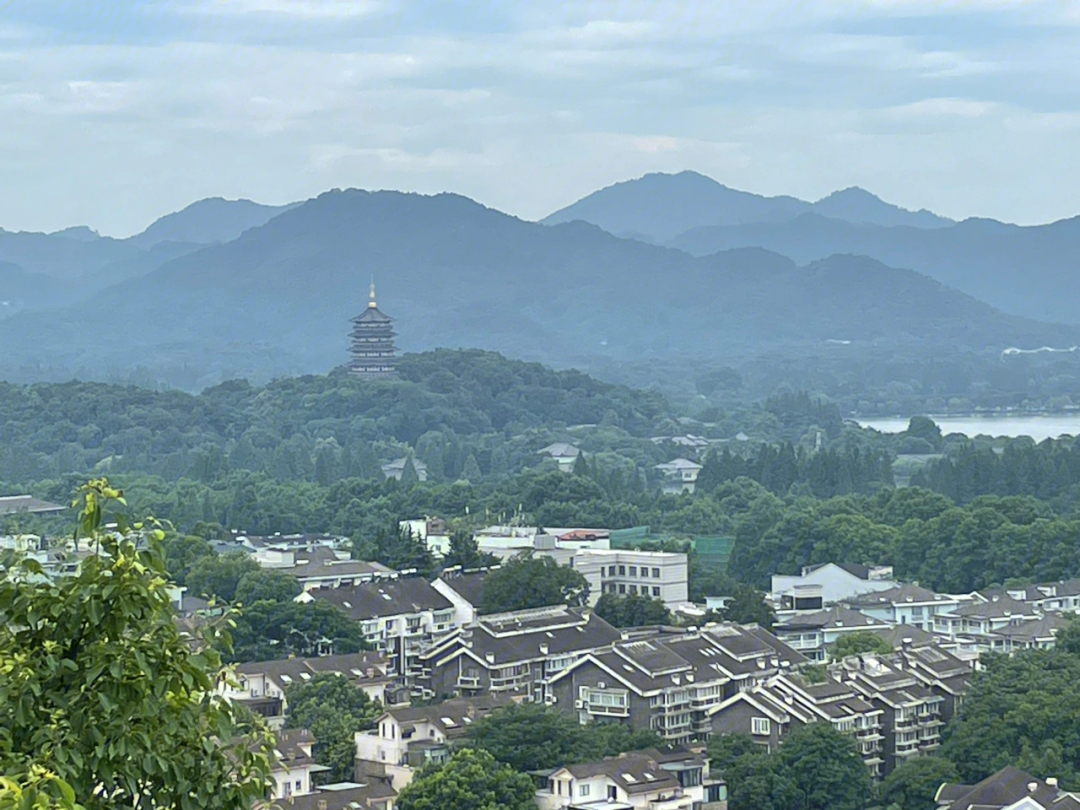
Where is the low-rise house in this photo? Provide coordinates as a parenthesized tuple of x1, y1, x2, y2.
(548, 623, 807, 745)
(280, 780, 397, 810)
(538, 443, 581, 473)
(773, 605, 893, 662)
(303, 578, 457, 694)
(537, 747, 727, 810)
(655, 459, 703, 494)
(574, 548, 689, 610)
(381, 458, 428, 482)
(225, 652, 395, 728)
(270, 729, 327, 800)
(0, 495, 65, 515)
(999, 580, 1080, 614)
(354, 695, 511, 789)
(772, 563, 898, 609)
(259, 546, 394, 591)
(422, 605, 622, 702)
(845, 583, 962, 632)
(933, 595, 1040, 651)
(989, 613, 1071, 653)
(935, 765, 1080, 810)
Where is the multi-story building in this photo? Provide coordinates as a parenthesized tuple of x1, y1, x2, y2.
(547, 623, 808, 745)
(256, 545, 394, 591)
(773, 605, 893, 662)
(430, 567, 490, 626)
(933, 594, 1040, 651)
(655, 458, 703, 494)
(844, 583, 962, 632)
(537, 747, 727, 810)
(772, 563, 898, 608)
(354, 695, 511, 789)
(573, 548, 689, 610)
(304, 578, 457, 694)
(708, 674, 886, 778)
(422, 605, 622, 702)
(936, 765, 1079, 810)
(269, 729, 327, 800)
(989, 613, 1071, 653)
(224, 652, 395, 728)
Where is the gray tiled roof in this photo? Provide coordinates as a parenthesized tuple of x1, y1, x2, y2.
(311, 578, 453, 619)
(280, 782, 396, 810)
(236, 651, 391, 686)
(940, 766, 1061, 810)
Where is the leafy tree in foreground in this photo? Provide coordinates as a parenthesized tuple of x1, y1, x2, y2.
(285, 673, 382, 782)
(594, 592, 672, 627)
(829, 631, 895, 660)
(0, 479, 272, 810)
(877, 756, 960, 810)
(395, 748, 535, 810)
(479, 552, 589, 614)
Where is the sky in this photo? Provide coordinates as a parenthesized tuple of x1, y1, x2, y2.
(3, 0, 1080, 236)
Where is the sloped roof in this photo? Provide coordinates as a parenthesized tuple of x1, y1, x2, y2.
(778, 605, 890, 632)
(236, 651, 392, 686)
(538, 443, 580, 458)
(0, 495, 66, 515)
(847, 583, 954, 606)
(311, 578, 453, 620)
(939, 766, 1061, 810)
(436, 569, 490, 609)
(953, 595, 1036, 619)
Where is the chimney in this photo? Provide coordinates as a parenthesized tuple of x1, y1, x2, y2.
(485, 652, 495, 664)
(901, 637, 913, 650)
(1048, 778, 1059, 788)
(540, 643, 549, 655)
(1028, 782, 1039, 793)
(318, 801, 327, 810)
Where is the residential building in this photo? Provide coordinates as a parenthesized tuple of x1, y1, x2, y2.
(655, 459, 703, 494)
(538, 443, 581, 473)
(935, 765, 1080, 810)
(422, 605, 622, 702)
(430, 567, 491, 625)
(708, 674, 885, 777)
(933, 595, 1040, 651)
(350, 282, 398, 378)
(989, 613, 1071, 653)
(354, 695, 512, 789)
(0, 495, 65, 515)
(270, 728, 327, 800)
(772, 563, 898, 608)
(573, 548, 689, 610)
(279, 781, 396, 810)
(256, 545, 394, 591)
(992, 580, 1080, 614)
(845, 583, 962, 632)
(224, 652, 395, 728)
(773, 605, 894, 662)
(537, 747, 727, 810)
(548, 623, 808, 745)
(303, 578, 457, 694)
(380, 457, 428, 482)
(399, 517, 451, 558)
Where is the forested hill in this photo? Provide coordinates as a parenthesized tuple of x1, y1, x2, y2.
(0, 349, 673, 484)
(0, 188, 1072, 387)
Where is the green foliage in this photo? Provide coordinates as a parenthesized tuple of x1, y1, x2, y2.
(710, 724, 870, 810)
(442, 530, 497, 570)
(943, 649, 1080, 786)
(184, 551, 260, 601)
(479, 552, 590, 614)
(159, 533, 215, 586)
(829, 631, 895, 660)
(354, 523, 435, 578)
(285, 673, 381, 782)
(395, 748, 535, 810)
(461, 703, 661, 773)
(594, 592, 672, 627)
(877, 756, 960, 810)
(0, 479, 272, 810)
(233, 568, 302, 605)
(229, 600, 369, 662)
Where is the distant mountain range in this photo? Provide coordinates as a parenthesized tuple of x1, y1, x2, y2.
(0, 189, 1070, 386)
(542, 171, 953, 242)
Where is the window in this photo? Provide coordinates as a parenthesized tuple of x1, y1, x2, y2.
(652, 567, 661, 578)
(608, 565, 617, 576)
(628, 566, 637, 576)
(619, 584, 626, 594)
(579, 784, 591, 797)
(752, 717, 771, 736)
(295, 781, 302, 792)
(628, 585, 637, 595)
(618, 565, 626, 576)
(653, 587, 661, 597)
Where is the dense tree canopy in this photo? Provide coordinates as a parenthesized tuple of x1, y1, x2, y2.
(479, 553, 590, 614)
(829, 631, 895, 660)
(594, 592, 672, 627)
(0, 480, 272, 810)
(877, 756, 960, 810)
(460, 703, 661, 773)
(395, 748, 535, 810)
(285, 673, 381, 782)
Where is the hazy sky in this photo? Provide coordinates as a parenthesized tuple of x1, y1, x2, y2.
(3, 0, 1080, 235)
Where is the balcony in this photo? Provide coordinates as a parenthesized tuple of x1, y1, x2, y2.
(856, 729, 883, 741)
(587, 703, 630, 718)
(648, 792, 693, 810)
(490, 675, 529, 690)
(456, 676, 481, 689)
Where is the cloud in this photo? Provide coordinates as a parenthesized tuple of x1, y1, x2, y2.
(884, 97, 997, 118)
(177, 0, 384, 18)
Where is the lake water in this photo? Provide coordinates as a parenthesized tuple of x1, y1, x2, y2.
(857, 415, 1080, 441)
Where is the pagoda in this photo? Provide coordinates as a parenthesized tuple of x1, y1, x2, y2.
(349, 282, 398, 378)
